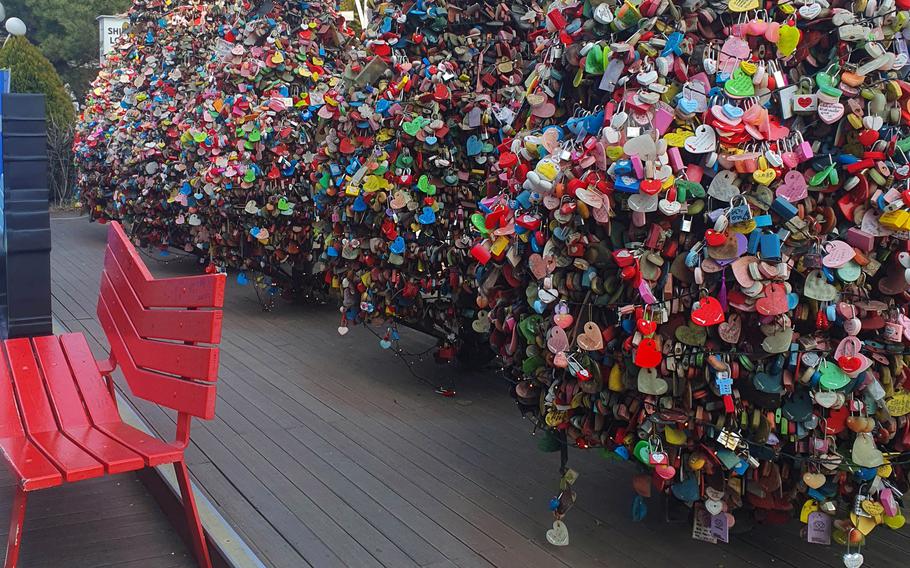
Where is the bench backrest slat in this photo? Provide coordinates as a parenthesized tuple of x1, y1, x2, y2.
(97, 223, 225, 419)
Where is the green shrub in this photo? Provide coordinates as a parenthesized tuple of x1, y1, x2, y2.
(0, 36, 75, 127)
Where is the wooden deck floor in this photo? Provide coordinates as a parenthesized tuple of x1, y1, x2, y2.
(50, 215, 910, 568)
(0, 473, 193, 567)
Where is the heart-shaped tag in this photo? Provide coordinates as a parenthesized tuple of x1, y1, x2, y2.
(852, 433, 884, 468)
(547, 326, 570, 354)
(804, 270, 837, 301)
(756, 282, 788, 316)
(577, 322, 604, 351)
(638, 367, 668, 395)
(708, 170, 741, 201)
(691, 297, 725, 326)
(545, 520, 569, 546)
(705, 499, 724, 516)
(818, 101, 845, 124)
(684, 124, 717, 154)
(718, 313, 742, 343)
(776, 170, 808, 202)
(802, 472, 826, 489)
(635, 338, 663, 369)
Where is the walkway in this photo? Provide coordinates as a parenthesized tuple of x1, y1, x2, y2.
(50, 214, 910, 567)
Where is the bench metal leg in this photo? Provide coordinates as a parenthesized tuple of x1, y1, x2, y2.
(174, 461, 212, 568)
(4, 488, 27, 568)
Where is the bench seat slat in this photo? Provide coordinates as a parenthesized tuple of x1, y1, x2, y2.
(0, 436, 62, 491)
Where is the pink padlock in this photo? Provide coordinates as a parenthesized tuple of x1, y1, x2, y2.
(668, 147, 684, 172)
(653, 102, 674, 135)
(631, 155, 644, 178)
(794, 132, 814, 162)
(685, 164, 704, 183)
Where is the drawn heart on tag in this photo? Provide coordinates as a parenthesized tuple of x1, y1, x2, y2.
(708, 170, 740, 201)
(634, 338, 663, 368)
(756, 283, 788, 316)
(545, 520, 569, 546)
(804, 270, 837, 301)
(776, 170, 808, 202)
(718, 313, 742, 343)
(802, 472, 826, 489)
(691, 297, 725, 326)
(705, 499, 724, 516)
(817, 101, 845, 124)
(547, 326, 570, 354)
(577, 322, 604, 351)
(684, 124, 717, 153)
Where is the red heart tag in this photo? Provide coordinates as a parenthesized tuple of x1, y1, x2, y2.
(858, 129, 879, 147)
(756, 282, 788, 316)
(640, 179, 662, 195)
(705, 229, 726, 247)
(634, 338, 663, 368)
(838, 355, 862, 373)
(637, 319, 657, 336)
(691, 296, 726, 327)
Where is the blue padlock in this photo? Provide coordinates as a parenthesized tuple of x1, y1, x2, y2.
(747, 231, 761, 254)
(760, 233, 781, 259)
(771, 196, 798, 219)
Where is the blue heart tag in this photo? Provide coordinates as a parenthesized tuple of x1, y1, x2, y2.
(390, 236, 405, 254)
(418, 206, 436, 224)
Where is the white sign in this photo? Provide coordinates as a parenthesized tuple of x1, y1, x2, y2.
(97, 15, 129, 62)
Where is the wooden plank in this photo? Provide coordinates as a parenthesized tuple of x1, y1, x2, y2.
(101, 252, 222, 343)
(100, 272, 220, 381)
(105, 222, 226, 309)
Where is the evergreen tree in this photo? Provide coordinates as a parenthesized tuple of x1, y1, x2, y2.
(0, 36, 75, 127)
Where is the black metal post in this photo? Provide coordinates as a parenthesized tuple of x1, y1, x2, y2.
(1, 93, 52, 338)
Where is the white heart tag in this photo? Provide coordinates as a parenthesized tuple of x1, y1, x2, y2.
(684, 124, 717, 154)
(546, 520, 569, 546)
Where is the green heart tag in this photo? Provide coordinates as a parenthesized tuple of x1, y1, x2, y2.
(471, 213, 489, 236)
(518, 315, 543, 343)
(633, 440, 651, 465)
(319, 170, 331, 189)
(402, 120, 420, 136)
(277, 197, 289, 211)
(248, 128, 261, 142)
(584, 44, 605, 75)
(724, 67, 755, 97)
(417, 175, 436, 195)
(192, 131, 207, 143)
(674, 324, 707, 346)
(244, 169, 256, 183)
(819, 361, 850, 390)
(675, 179, 705, 200)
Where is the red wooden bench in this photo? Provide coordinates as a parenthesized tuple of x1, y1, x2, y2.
(1, 221, 225, 568)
